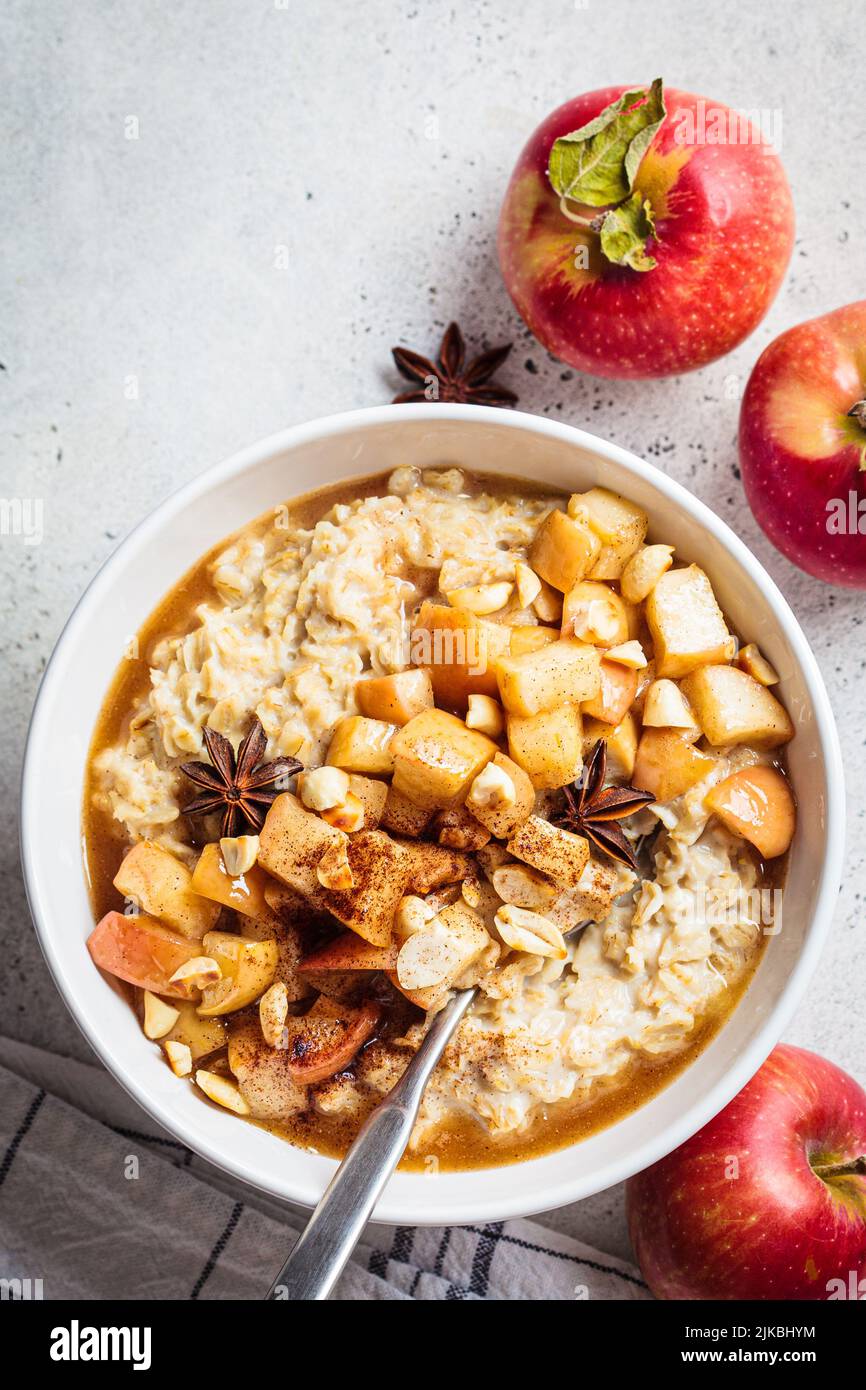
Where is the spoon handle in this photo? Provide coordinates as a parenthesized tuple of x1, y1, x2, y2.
(266, 987, 475, 1301)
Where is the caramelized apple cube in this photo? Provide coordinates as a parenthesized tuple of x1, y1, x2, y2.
(581, 659, 638, 725)
(582, 712, 638, 780)
(680, 665, 794, 749)
(645, 565, 733, 679)
(113, 842, 220, 940)
(163, 1000, 227, 1061)
(299, 933, 399, 973)
(506, 816, 590, 888)
(411, 600, 511, 709)
(394, 839, 474, 894)
(705, 764, 796, 859)
(641, 679, 701, 736)
(325, 715, 397, 774)
(528, 508, 602, 592)
(346, 773, 388, 829)
(390, 708, 497, 809)
(258, 792, 348, 903)
(282, 996, 380, 1084)
(197, 930, 279, 1016)
(633, 729, 716, 801)
(227, 1014, 308, 1121)
(507, 625, 560, 657)
(356, 668, 434, 725)
(380, 784, 434, 838)
(496, 638, 600, 716)
(506, 703, 583, 789)
(433, 805, 492, 851)
(568, 487, 648, 580)
(191, 842, 272, 919)
(466, 751, 535, 839)
(736, 642, 780, 687)
(319, 829, 412, 946)
(561, 581, 630, 647)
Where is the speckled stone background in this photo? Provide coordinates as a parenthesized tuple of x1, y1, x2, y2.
(2, 0, 863, 1264)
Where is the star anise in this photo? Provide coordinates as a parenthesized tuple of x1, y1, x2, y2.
(180, 717, 302, 838)
(551, 739, 655, 873)
(391, 321, 518, 406)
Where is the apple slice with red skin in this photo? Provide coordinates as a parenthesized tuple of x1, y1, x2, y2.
(87, 910, 204, 998)
(498, 84, 794, 380)
(283, 996, 380, 1085)
(627, 1044, 866, 1300)
(299, 933, 399, 973)
(739, 300, 866, 588)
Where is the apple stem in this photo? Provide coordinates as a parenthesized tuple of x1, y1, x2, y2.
(813, 1154, 866, 1180)
(847, 399, 866, 431)
(558, 196, 605, 233)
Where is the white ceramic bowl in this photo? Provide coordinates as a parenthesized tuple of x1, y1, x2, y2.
(21, 404, 844, 1226)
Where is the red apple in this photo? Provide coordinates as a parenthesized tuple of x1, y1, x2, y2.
(627, 1045, 866, 1300)
(498, 82, 794, 378)
(739, 301, 866, 587)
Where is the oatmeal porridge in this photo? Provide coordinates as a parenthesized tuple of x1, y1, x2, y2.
(84, 466, 796, 1168)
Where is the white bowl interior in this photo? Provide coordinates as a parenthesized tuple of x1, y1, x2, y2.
(21, 406, 843, 1225)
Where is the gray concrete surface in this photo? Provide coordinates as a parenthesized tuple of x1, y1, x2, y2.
(2, 0, 863, 1262)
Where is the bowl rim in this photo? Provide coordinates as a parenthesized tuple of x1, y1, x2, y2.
(20, 402, 845, 1226)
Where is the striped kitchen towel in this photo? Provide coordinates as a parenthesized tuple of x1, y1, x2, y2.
(0, 1038, 649, 1301)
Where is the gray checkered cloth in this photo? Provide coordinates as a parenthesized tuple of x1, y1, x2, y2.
(0, 1038, 648, 1300)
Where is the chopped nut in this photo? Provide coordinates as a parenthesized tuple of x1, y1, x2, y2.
(642, 679, 700, 733)
(316, 841, 355, 891)
(620, 544, 675, 605)
(494, 905, 567, 960)
(168, 956, 222, 990)
(632, 879, 665, 926)
(259, 981, 289, 1048)
(515, 561, 543, 609)
(395, 894, 437, 939)
(195, 1068, 251, 1115)
(299, 765, 351, 811)
(491, 862, 558, 911)
(219, 835, 260, 876)
(434, 805, 492, 851)
(465, 693, 505, 738)
(163, 1040, 192, 1076)
(446, 581, 514, 615)
(466, 761, 516, 812)
(737, 642, 780, 686)
(396, 928, 461, 990)
(532, 578, 563, 624)
(143, 991, 180, 1040)
(605, 640, 647, 669)
(320, 790, 365, 833)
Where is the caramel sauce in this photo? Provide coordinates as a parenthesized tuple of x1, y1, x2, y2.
(83, 468, 772, 1171)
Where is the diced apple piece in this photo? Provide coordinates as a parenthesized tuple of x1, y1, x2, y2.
(633, 729, 716, 801)
(680, 665, 794, 749)
(394, 840, 474, 894)
(318, 830, 412, 946)
(227, 1014, 308, 1121)
(506, 816, 590, 888)
(113, 842, 220, 940)
(605, 639, 647, 669)
(561, 581, 630, 648)
(239, 914, 313, 1003)
(258, 793, 347, 903)
(390, 708, 497, 809)
(282, 996, 380, 1084)
(300, 933, 399, 973)
(507, 625, 560, 657)
(380, 784, 434, 839)
(620, 544, 675, 604)
(496, 638, 601, 716)
(507, 703, 583, 789)
(568, 487, 648, 580)
(87, 911, 204, 998)
(737, 643, 780, 687)
(642, 679, 701, 736)
(583, 713, 638, 781)
(411, 600, 511, 709)
(433, 805, 492, 851)
(197, 931, 279, 1016)
(325, 715, 397, 774)
(705, 764, 796, 859)
(191, 842, 272, 919)
(346, 773, 388, 828)
(356, 668, 434, 725)
(528, 508, 601, 592)
(581, 659, 638, 725)
(164, 1000, 226, 1061)
(466, 751, 535, 839)
(645, 565, 734, 679)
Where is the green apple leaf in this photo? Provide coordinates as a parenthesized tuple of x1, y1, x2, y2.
(548, 80, 666, 209)
(598, 193, 657, 271)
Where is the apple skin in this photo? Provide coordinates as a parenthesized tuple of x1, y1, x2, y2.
(739, 301, 866, 588)
(626, 1045, 866, 1300)
(498, 86, 794, 379)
